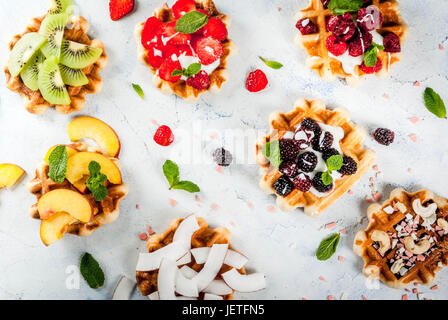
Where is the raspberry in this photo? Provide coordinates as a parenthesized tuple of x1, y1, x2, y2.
(326, 13, 356, 41)
(300, 118, 321, 136)
(154, 125, 174, 146)
(312, 172, 333, 193)
(348, 30, 372, 57)
(141, 17, 164, 50)
(195, 36, 223, 65)
(203, 18, 228, 41)
(339, 156, 358, 175)
(273, 176, 294, 197)
(373, 128, 395, 146)
(172, 0, 196, 19)
(245, 69, 268, 93)
(162, 21, 191, 45)
(325, 35, 348, 56)
(312, 131, 334, 152)
(279, 160, 299, 178)
(292, 172, 312, 192)
(296, 18, 316, 35)
(360, 58, 382, 74)
(383, 32, 401, 53)
(322, 148, 340, 162)
(212, 147, 232, 166)
(187, 70, 211, 90)
(279, 139, 299, 161)
(320, 0, 330, 8)
(297, 152, 318, 173)
(357, 6, 382, 31)
(158, 57, 182, 82)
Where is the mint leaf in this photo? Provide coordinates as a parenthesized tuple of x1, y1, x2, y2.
(132, 83, 144, 99)
(262, 140, 282, 168)
(172, 69, 184, 77)
(80, 253, 105, 289)
(316, 233, 340, 261)
(48, 145, 68, 183)
(86, 161, 108, 202)
(163, 160, 180, 188)
(172, 63, 202, 78)
(175, 11, 208, 34)
(259, 56, 283, 70)
(326, 155, 343, 171)
(321, 172, 333, 186)
(364, 45, 378, 67)
(424, 87, 446, 118)
(172, 181, 200, 193)
(328, 0, 363, 15)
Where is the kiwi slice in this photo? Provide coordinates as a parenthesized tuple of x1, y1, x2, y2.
(20, 51, 45, 91)
(48, 0, 73, 15)
(59, 64, 88, 87)
(8, 32, 47, 77)
(59, 40, 103, 69)
(39, 13, 69, 59)
(38, 56, 71, 105)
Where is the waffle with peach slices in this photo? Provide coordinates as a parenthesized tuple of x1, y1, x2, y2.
(354, 188, 448, 289)
(134, 0, 236, 102)
(295, 0, 408, 85)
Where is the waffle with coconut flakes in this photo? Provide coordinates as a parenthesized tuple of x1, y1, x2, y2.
(255, 99, 376, 216)
(354, 188, 448, 289)
(136, 215, 266, 300)
(134, 0, 236, 102)
(295, 0, 408, 85)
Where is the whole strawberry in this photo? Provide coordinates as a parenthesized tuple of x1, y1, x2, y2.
(110, 0, 134, 21)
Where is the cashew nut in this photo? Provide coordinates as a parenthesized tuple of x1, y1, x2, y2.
(395, 202, 407, 213)
(371, 230, 391, 256)
(412, 199, 437, 218)
(403, 236, 431, 255)
(390, 259, 404, 274)
(437, 218, 448, 231)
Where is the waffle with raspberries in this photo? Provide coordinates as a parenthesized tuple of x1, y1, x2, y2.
(294, 0, 408, 85)
(134, 0, 236, 102)
(255, 99, 376, 216)
(354, 188, 448, 289)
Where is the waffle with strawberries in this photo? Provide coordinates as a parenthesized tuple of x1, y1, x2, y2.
(354, 188, 448, 289)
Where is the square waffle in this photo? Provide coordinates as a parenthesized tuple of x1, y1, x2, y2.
(354, 188, 448, 289)
(295, 0, 408, 86)
(27, 142, 128, 237)
(136, 217, 246, 300)
(134, 0, 237, 102)
(4, 15, 107, 114)
(255, 98, 376, 216)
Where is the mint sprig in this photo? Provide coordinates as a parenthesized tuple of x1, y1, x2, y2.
(259, 56, 283, 70)
(316, 233, 340, 261)
(424, 87, 446, 118)
(48, 145, 68, 183)
(262, 140, 282, 169)
(321, 154, 343, 186)
(328, 0, 363, 15)
(132, 83, 144, 99)
(364, 42, 385, 67)
(163, 160, 200, 193)
(80, 253, 105, 289)
(172, 62, 201, 78)
(86, 161, 108, 201)
(175, 11, 208, 34)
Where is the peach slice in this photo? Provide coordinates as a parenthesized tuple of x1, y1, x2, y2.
(68, 117, 121, 158)
(40, 212, 74, 246)
(44, 145, 78, 164)
(0, 164, 25, 188)
(66, 152, 122, 186)
(37, 189, 93, 223)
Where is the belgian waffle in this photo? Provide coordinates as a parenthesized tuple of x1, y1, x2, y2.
(295, 0, 408, 85)
(136, 217, 246, 300)
(27, 142, 128, 237)
(255, 99, 376, 216)
(134, 0, 236, 102)
(354, 188, 448, 289)
(4, 15, 107, 114)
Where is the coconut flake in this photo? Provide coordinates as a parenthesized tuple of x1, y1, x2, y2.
(204, 280, 233, 295)
(112, 276, 135, 300)
(175, 268, 199, 297)
(147, 291, 160, 300)
(177, 252, 192, 266)
(222, 268, 266, 292)
(158, 258, 178, 300)
(179, 265, 198, 279)
(173, 215, 200, 250)
(191, 247, 209, 264)
(204, 293, 223, 300)
(191, 247, 248, 269)
(192, 243, 228, 291)
(136, 242, 188, 271)
(176, 296, 197, 300)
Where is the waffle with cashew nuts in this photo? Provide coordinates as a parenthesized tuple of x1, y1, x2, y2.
(4, 15, 107, 114)
(354, 188, 448, 289)
(295, 0, 408, 86)
(255, 99, 376, 216)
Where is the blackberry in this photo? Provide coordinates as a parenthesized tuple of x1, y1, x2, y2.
(312, 172, 333, 193)
(320, 0, 330, 9)
(300, 118, 321, 135)
(279, 139, 299, 161)
(273, 176, 294, 197)
(292, 172, 312, 192)
(297, 152, 318, 173)
(279, 160, 298, 178)
(339, 156, 358, 175)
(212, 147, 233, 166)
(373, 128, 395, 146)
(312, 131, 334, 152)
(322, 148, 340, 162)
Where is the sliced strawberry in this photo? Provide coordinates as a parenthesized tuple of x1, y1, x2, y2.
(146, 36, 165, 68)
(172, 0, 197, 19)
(195, 36, 223, 65)
(162, 21, 191, 45)
(109, 0, 134, 21)
(203, 18, 228, 41)
(196, 8, 209, 16)
(158, 57, 182, 82)
(164, 44, 194, 59)
(141, 17, 165, 50)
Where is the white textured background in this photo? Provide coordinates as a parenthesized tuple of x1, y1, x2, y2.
(0, 0, 447, 300)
